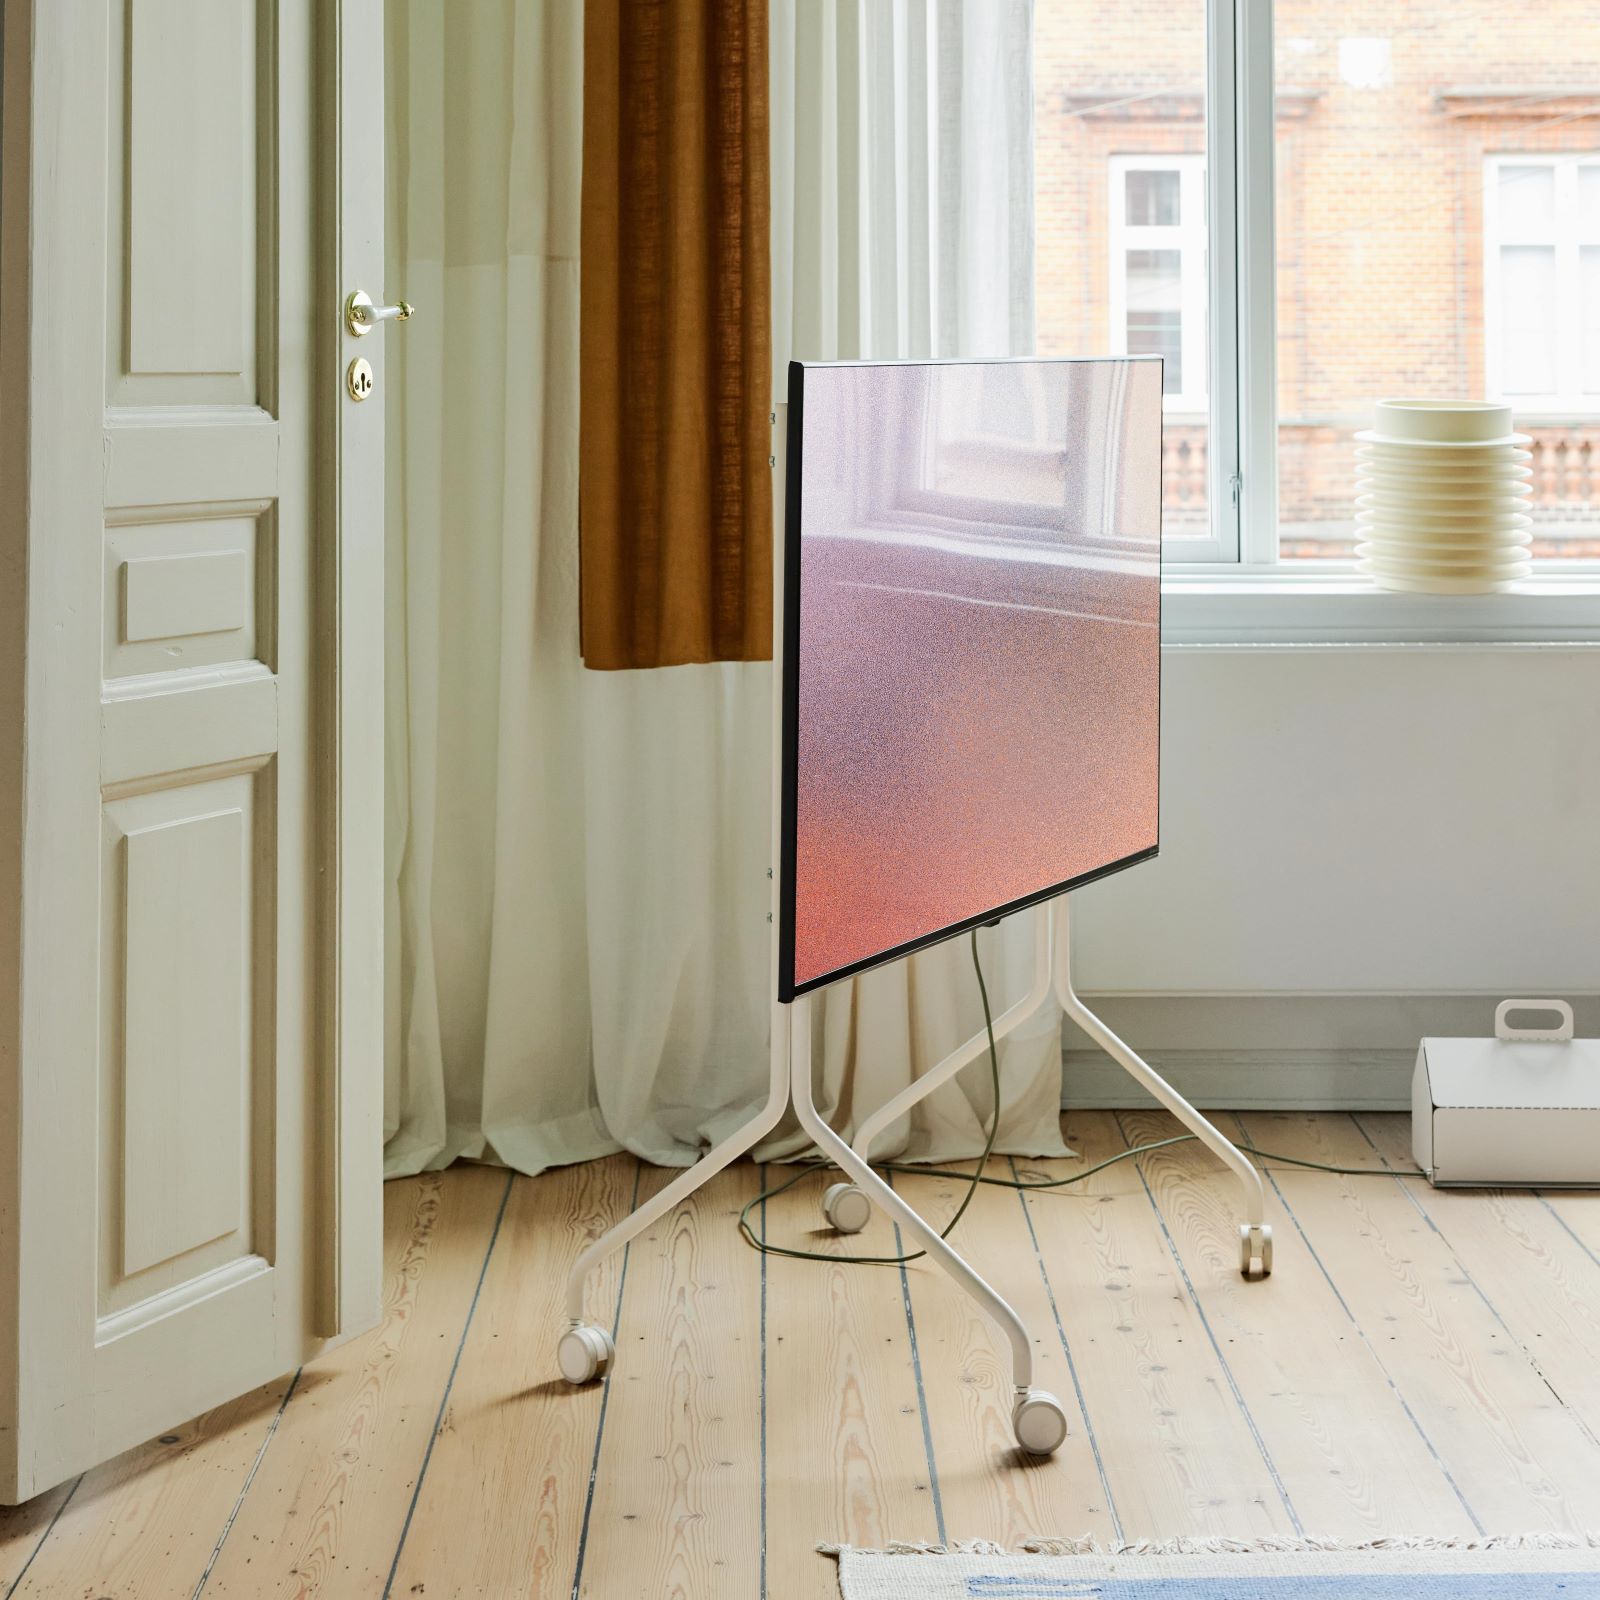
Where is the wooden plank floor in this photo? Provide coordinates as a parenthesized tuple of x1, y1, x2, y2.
(6, 1112, 1600, 1598)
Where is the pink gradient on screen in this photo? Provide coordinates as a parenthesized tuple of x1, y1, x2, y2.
(790, 358, 1162, 992)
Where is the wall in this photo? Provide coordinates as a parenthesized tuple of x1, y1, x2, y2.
(1063, 642, 1600, 1107)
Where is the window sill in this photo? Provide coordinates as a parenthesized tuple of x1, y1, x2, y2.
(1161, 564, 1600, 645)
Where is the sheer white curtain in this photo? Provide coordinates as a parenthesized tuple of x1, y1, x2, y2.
(384, 0, 617, 1175)
(772, 0, 1036, 364)
(383, 0, 1065, 1178)
(384, 0, 772, 1177)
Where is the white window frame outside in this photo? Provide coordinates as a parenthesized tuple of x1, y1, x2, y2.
(1483, 153, 1600, 415)
(1157, 0, 1600, 638)
(1108, 155, 1209, 417)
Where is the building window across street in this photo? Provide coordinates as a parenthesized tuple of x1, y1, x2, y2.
(1484, 154, 1600, 410)
(1108, 156, 1208, 414)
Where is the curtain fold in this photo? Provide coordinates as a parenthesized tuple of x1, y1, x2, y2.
(773, 0, 1036, 366)
(579, 0, 773, 670)
(386, 0, 617, 1175)
(384, 0, 1065, 1180)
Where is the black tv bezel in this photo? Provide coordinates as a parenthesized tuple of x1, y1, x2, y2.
(778, 354, 1163, 1004)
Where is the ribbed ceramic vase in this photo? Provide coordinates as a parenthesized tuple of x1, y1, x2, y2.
(1354, 400, 1533, 594)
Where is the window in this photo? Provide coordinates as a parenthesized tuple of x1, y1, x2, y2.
(1033, 1, 1600, 570)
(1109, 158, 1208, 412)
(1032, 0, 1214, 549)
(1485, 156, 1600, 408)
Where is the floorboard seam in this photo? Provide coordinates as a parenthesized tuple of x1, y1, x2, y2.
(1008, 1150, 1124, 1542)
(1112, 1112, 1303, 1537)
(568, 1160, 645, 1600)
(2, 1474, 82, 1600)
(888, 1169, 946, 1545)
(381, 1167, 516, 1600)
(1230, 1113, 1484, 1536)
(190, 1367, 303, 1599)
(1536, 1191, 1600, 1277)
(1350, 1112, 1600, 1461)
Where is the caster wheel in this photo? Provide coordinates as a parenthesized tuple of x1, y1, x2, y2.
(558, 1324, 616, 1385)
(822, 1181, 872, 1235)
(1240, 1223, 1273, 1281)
(1013, 1388, 1069, 1456)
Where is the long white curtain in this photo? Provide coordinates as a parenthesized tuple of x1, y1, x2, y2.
(383, 0, 1066, 1179)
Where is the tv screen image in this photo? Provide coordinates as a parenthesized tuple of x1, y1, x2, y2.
(778, 356, 1163, 1001)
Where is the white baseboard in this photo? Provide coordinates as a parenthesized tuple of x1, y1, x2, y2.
(1063, 1047, 1415, 1110)
(1059, 991, 1600, 1111)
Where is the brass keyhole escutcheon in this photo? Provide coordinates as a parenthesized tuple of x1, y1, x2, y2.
(347, 357, 375, 402)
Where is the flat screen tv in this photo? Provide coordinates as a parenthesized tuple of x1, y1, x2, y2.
(778, 356, 1163, 1002)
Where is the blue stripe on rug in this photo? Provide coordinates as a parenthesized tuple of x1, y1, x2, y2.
(964, 1577, 1600, 1598)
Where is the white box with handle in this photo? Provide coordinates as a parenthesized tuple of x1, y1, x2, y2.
(1413, 1000, 1600, 1188)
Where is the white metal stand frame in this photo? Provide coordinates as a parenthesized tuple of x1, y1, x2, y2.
(556, 891, 1272, 1457)
(557, 973, 1072, 1455)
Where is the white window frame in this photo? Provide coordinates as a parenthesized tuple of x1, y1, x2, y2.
(1191, 0, 1275, 570)
(1157, 1, 1600, 636)
(1108, 155, 1209, 416)
(1483, 153, 1600, 414)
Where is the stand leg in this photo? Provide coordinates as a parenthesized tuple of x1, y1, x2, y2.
(790, 994, 1069, 1456)
(557, 1000, 794, 1385)
(1053, 898, 1272, 1279)
(820, 905, 1053, 1236)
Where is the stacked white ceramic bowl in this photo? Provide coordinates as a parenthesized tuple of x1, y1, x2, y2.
(1354, 400, 1533, 593)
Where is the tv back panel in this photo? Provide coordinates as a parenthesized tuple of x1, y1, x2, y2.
(778, 356, 1163, 1002)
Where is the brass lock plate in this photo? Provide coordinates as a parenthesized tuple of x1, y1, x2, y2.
(347, 357, 375, 402)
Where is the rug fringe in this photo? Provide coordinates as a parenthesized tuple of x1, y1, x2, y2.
(817, 1541, 1009, 1558)
(819, 1532, 1600, 1559)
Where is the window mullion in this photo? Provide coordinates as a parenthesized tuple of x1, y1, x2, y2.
(1484, 159, 1501, 406)
(1108, 164, 1127, 362)
(1558, 162, 1581, 407)
(1204, 0, 1241, 561)
(1182, 166, 1208, 418)
(1234, 0, 1279, 565)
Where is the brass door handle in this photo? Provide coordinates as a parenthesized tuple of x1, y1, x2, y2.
(345, 290, 414, 337)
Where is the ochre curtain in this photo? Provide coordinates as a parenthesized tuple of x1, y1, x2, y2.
(580, 0, 772, 670)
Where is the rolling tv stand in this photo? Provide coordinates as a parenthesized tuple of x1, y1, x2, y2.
(556, 889, 1271, 1459)
(556, 398, 1271, 1459)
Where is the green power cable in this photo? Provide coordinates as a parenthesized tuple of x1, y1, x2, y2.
(740, 926, 1425, 1269)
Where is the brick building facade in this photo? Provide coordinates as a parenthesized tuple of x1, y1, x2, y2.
(1033, 2, 1600, 554)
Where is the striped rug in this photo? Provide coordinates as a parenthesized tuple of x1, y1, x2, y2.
(826, 1536, 1600, 1599)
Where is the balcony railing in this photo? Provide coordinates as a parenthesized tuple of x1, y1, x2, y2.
(1161, 427, 1209, 534)
(1161, 422, 1600, 553)
(1526, 427, 1600, 517)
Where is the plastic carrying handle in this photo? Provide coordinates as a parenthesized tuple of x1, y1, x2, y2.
(1495, 998, 1575, 1043)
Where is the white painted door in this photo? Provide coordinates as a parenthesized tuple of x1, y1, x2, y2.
(0, 0, 385, 1501)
